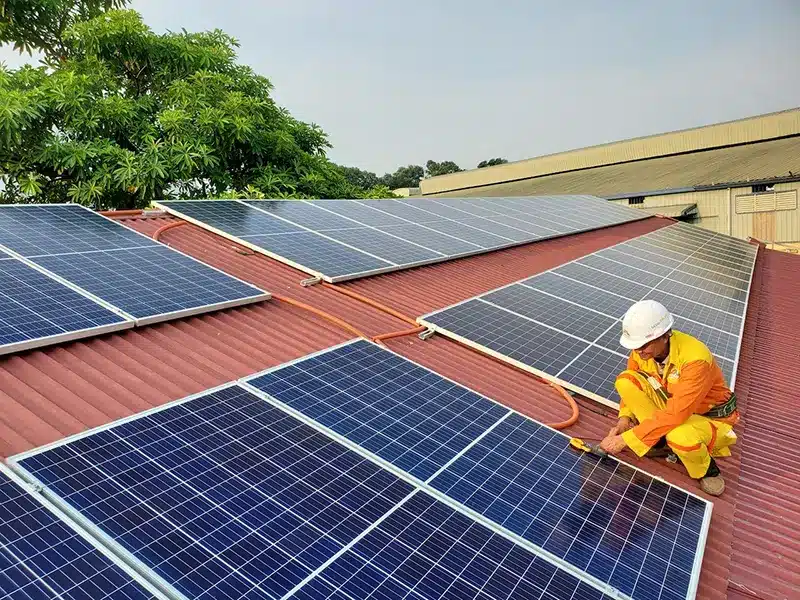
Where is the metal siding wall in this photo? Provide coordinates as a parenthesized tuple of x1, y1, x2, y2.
(610, 190, 728, 233)
(729, 182, 800, 242)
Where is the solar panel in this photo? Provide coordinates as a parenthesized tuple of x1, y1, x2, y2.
(293, 491, 613, 600)
(0, 256, 131, 355)
(419, 222, 757, 405)
(429, 413, 709, 600)
(34, 246, 268, 323)
(240, 340, 712, 600)
(0, 464, 163, 600)
(0, 205, 149, 257)
(11, 384, 416, 600)
(156, 196, 649, 282)
(244, 340, 509, 482)
(0, 204, 269, 328)
(9, 340, 712, 600)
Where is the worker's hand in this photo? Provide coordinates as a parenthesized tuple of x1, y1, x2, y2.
(607, 416, 634, 437)
(599, 434, 628, 456)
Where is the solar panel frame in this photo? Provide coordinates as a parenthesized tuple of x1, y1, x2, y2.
(155, 197, 651, 283)
(0, 462, 170, 600)
(0, 255, 133, 356)
(0, 204, 270, 328)
(419, 223, 758, 407)
(237, 339, 713, 600)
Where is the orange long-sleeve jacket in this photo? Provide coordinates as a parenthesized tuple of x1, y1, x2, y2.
(620, 330, 735, 451)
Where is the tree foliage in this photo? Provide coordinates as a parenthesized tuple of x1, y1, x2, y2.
(477, 157, 508, 168)
(425, 159, 462, 178)
(0, 0, 128, 59)
(0, 8, 392, 207)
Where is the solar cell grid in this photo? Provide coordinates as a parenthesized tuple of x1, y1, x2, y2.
(33, 245, 266, 322)
(0, 258, 128, 351)
(322, 228, 443, 264)
(14, 385, 415, 600)
(429, 414, 708, 600)
(520, 273, 634, 318)
(0, 466, 158, 600)
(425, 299, 589, 376)
(158, 195, 647, 282)
(240, 232, 394, 277)
(376, 224, 481, 255)
(245, 340, 509, 482)
(295, 491, 613, 600)
(314, 201, 409, 227)
(420, 221, 755, 404)
(422, 220, 516, 247)
(152, 200, 301, 236)
(245, 201, 363, 232)
(483, 285, 617, 342)
(0, 205, 152, 257)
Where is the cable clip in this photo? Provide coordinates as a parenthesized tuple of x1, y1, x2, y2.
(418, 328, 435, 341)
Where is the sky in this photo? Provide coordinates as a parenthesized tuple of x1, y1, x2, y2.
(2, 1, 799, 174)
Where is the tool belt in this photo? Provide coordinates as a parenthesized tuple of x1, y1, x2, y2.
(703, 393, 738, 419)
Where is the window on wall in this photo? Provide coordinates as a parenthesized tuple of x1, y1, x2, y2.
(627, 196, 645, 205)
(751, 184, 775, 193)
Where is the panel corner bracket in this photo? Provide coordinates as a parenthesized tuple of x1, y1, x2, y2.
(300, 276, 322, 287)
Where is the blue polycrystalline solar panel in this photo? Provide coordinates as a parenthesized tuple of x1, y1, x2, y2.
(157, 196, 648, 282)
(429, 414, 710, 600)
(0, 467, 157, 600)
(14, 385, 415, 600)
(245, 340, 509, 482)
(148, 200, 303, 236)
(244, 200, 365, 232)
(32, 245, 266, 322)
(240, 232, 394, 278)
(0, 258, 128, 352)
(419, 222, 756, 404)
(322, 228, 443, 264)
(0, 205, 151, 257)
(293, 492, 613, 600)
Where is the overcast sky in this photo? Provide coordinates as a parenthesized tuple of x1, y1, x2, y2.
(2, 1, 799, 174)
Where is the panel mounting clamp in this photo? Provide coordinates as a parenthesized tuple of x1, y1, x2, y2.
(300, 276, 322, 287)
(418, 328, 435, 341)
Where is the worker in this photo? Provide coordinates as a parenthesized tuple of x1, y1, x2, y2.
(598, 299, 739, 496)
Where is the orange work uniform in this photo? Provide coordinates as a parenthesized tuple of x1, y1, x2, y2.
(616, 330, 739, 478)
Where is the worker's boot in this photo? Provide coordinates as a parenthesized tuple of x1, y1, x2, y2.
(699, 458, 725, 496)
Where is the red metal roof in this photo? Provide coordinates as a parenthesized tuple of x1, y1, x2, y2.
(0, 210, 796, 600)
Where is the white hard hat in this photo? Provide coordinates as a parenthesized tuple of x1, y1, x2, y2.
(619, 300, 674, 350)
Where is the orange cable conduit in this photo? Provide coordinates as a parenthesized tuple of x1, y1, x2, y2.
(152, 218, 580, 429)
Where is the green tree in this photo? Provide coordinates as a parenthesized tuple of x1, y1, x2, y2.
(477, 157, 508, 168)
(337, 164, 380, 191)
(0, 8, 379, 207)
(0, 0, 127, 59)
(381, 164, 424, 189)
(425, 159, 461, 178)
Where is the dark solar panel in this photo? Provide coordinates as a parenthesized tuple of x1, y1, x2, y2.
(245, 340, 508, 482)
(420, 222, 756, 402)
(15, 385, 415, 600)
(0, 258, 128, 353)
(0, 466, 158, 600)
(158, 196, 647, 282)
(294, 491, 614, 600)
(33, 245, 266, 322)
(429, 414, 709, 600)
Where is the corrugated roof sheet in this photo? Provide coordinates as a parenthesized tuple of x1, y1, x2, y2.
(0, 210, 796, 600)
(426, 136, 800, 198)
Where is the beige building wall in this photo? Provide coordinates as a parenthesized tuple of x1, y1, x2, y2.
(609, 181, 800, 244)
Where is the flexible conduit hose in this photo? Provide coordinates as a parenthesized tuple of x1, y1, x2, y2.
(151, 220, 580, 429)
